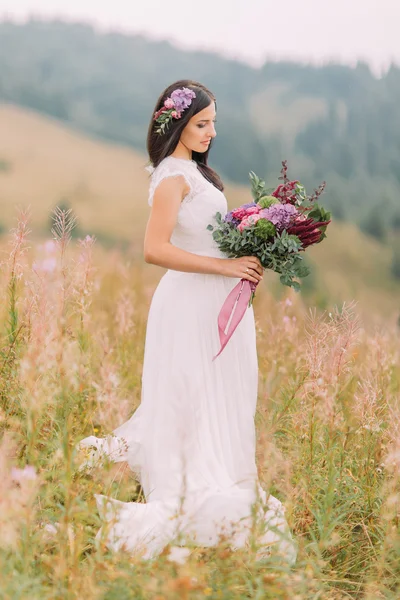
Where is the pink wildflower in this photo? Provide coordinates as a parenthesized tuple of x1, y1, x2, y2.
(11, 465, 37, 483)
(44, 240, 57, 253)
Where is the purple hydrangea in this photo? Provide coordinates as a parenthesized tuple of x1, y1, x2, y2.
(223, 211, 241, 226)
(261, 203, 298, 230)
(170, 87, 196, 111)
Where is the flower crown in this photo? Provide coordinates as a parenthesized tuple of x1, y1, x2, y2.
(153, 87, 196, 135)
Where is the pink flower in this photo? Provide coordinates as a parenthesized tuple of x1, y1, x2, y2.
(231, 207, 248, 220)
(164, 98, 174, 109)
(237, 214, 262, 232)
(231, 202, 260, 221)
(171, 110, 181, 119)
(245, 205, 260, 215)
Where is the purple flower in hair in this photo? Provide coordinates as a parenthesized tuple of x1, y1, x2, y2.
(261, 203, 298, 230)
(153, 87, 196, 134)
(170, 87, 196, 111)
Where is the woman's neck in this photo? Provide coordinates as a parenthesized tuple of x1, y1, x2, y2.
(171, 142, 192, 161)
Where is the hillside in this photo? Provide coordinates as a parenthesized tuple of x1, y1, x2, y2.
(0, 104, 252, 242)
(0, 103, 399, 322)
(1, 19, 400, 227)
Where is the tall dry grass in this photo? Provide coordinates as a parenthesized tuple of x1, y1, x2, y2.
(0, 208, 399, 599)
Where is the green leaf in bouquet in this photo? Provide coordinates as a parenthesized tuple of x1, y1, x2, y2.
(291, 280, 301, 292)
(306, 205, 331, 242)
(206, 224, 214, 231)
(257, 196, 280, 210)
(279, 273, 292, 286)
(249, 171, 267, 201)
(307, 204, 322, 220)
(295, 262, 311, 278)
(308, 204, 331, 222)
(294, 183, 308, 205)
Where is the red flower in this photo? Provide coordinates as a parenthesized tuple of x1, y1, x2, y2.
(231, 207, 248, 220)
(287, 215, 331, 249)
(272, 180, 299, 205)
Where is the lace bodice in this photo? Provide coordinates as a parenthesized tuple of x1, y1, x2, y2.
(147, 156, 227, 258)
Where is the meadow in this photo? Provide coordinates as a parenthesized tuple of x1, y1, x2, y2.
(0, 204, 399, 600)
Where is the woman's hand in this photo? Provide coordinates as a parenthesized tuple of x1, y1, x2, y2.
(219, 256, 264, 283)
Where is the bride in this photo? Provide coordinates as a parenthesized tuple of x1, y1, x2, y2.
(76, 79, 297, 565)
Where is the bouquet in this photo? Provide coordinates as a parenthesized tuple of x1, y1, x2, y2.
(208, 160, 331, 359)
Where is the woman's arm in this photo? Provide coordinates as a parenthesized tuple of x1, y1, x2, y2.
(143, 175, 263, 282)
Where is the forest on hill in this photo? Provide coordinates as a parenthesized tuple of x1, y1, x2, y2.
(0, 19, 400, 236)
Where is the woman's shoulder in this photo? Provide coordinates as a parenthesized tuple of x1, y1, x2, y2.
(146, 155, 198, 177)
(146, 156, 203, 206)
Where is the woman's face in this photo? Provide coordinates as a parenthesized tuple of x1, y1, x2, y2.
(179, 102, 217, 154)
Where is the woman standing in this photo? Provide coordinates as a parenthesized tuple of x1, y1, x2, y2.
(77, 79, 297, 565)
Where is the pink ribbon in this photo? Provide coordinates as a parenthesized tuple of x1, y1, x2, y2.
(213, 279, 258, 360)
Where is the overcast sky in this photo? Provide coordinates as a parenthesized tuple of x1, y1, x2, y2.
(2, 0, 399, 75)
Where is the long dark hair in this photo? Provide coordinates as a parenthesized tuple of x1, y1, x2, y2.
(146, 79, 224, 192)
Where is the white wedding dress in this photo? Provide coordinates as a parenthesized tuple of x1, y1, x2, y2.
(76, 155, 297, 564)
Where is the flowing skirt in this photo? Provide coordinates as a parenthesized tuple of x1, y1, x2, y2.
(77, 270, 297, 564)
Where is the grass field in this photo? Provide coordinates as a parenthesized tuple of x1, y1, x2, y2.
(0, 104, 399, 598)
(0, 207, 399, 599)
